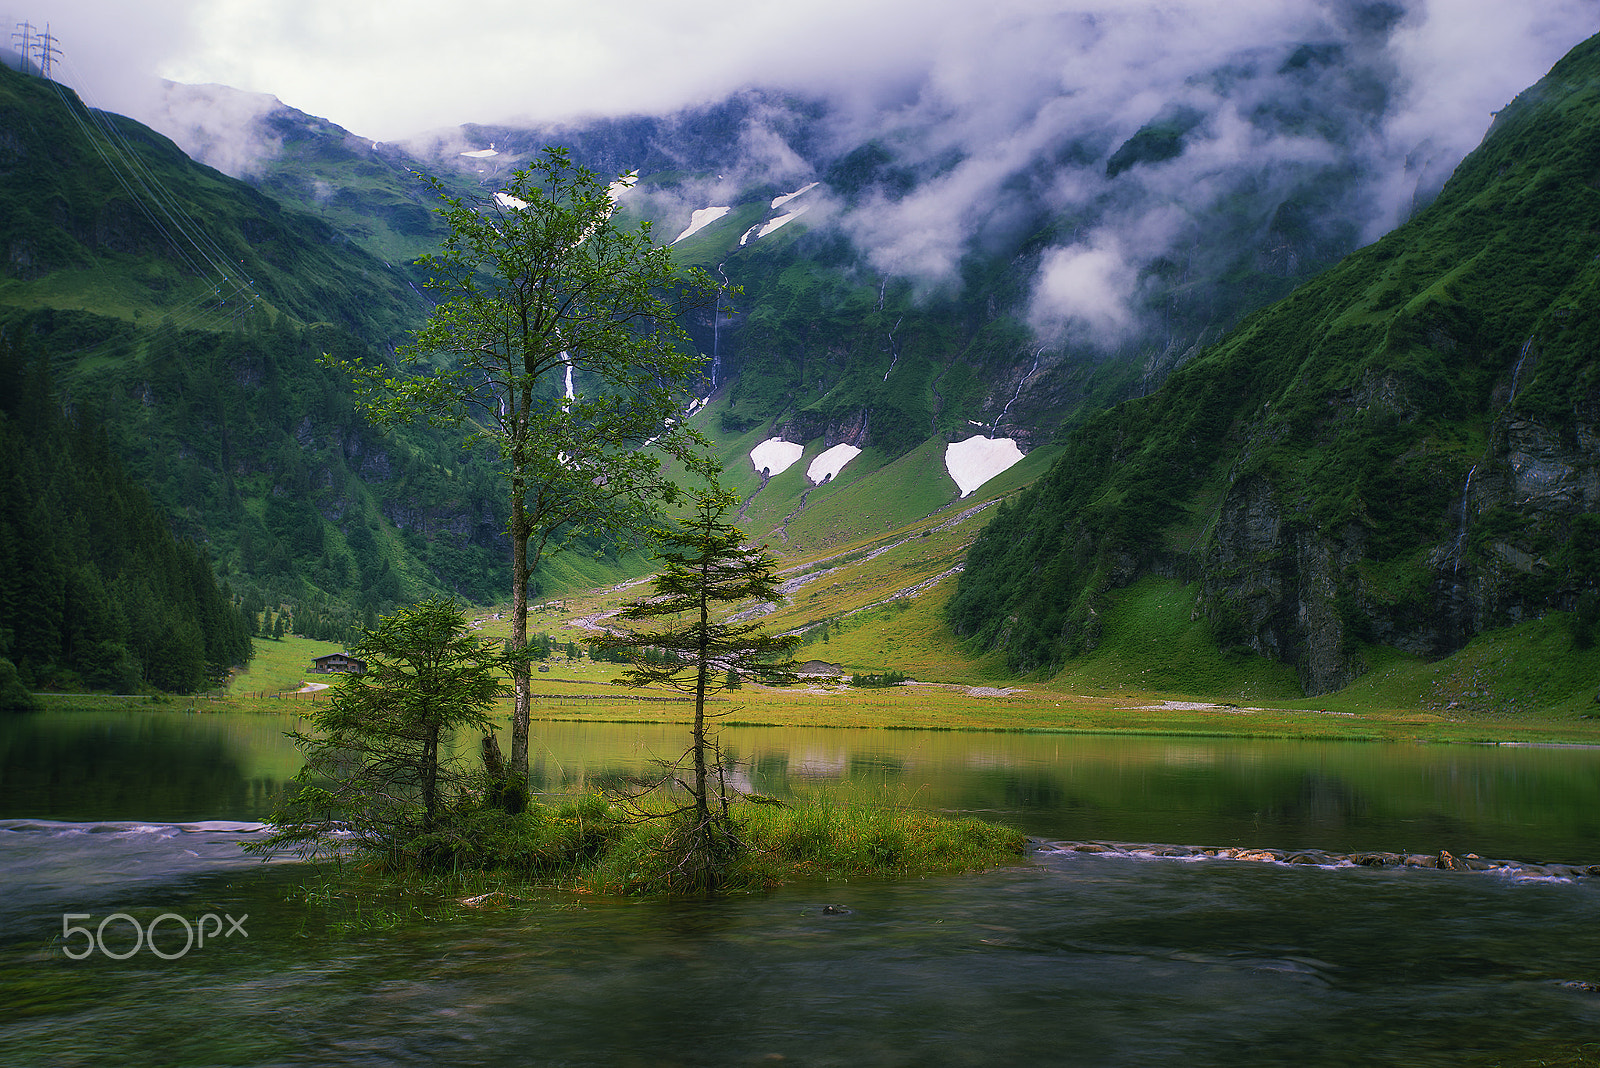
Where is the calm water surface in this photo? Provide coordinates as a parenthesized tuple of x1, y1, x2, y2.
(2, 709, 1597, 1066)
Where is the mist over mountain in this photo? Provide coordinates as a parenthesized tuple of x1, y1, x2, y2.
(144, 3, 1596, 454)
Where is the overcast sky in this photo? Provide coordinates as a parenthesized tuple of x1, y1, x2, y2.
(14, 0, 1599, 143)
(9, 1, 1596, 348)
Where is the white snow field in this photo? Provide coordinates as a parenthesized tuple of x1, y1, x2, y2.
(771, 183, 818, 210)
(750, 438, 804, 477)
(672, 206, 731, 244)
(807, 443, 860, 484)
(756, 209, 807, 239)
(944, 435, 1024, 496)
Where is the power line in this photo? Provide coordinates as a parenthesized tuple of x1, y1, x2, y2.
(43, 48, 267, 322)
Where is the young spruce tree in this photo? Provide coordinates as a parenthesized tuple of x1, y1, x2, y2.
(255, 599, 507, 867)
(596, 490, 798, 890)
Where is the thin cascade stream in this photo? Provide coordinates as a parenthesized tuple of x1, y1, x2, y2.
(1453, 463, 1476, 571)
(991, 348, 1043, 437)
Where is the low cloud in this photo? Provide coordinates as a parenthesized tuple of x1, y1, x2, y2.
(140, 81, 286, 177)
(1030, 236, 1139, 344)
(36, 0, 1597, 349)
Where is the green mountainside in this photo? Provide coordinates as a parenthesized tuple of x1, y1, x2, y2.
(0, 64, 522, 659)
(950, 33, 1600, 695)
(0, 68, 423, 342)
(6, 23, 1599, 706)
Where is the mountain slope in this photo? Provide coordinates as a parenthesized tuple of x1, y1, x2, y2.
(0, 341, 254, 693)
(0, 65, 517, 639)
(0, 66, 424, 343)
(949, 31, 1600, 695)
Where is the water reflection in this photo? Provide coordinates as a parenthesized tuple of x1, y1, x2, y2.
(0, 710, 301, 822)
(3, 712, 1600, 1067)
(3, 712, 1598, 862)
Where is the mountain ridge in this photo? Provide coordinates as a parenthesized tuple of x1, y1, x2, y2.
(948, 30, 1600, 694)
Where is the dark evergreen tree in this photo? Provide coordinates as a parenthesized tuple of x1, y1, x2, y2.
(0, 339, 253, 694)
(595, 490, 798, 891)
(254, 599, 507, 862)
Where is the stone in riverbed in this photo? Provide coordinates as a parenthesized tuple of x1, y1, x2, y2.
(1285, 851, 1331, 865)
(1235, 850, 1279, 863)
(1350, 852, 1402, 867)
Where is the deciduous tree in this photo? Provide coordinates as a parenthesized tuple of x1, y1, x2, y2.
(337, 148, 716, 786)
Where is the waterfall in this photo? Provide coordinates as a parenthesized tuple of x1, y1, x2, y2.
(883, 316, 903, 382)
(1508, 336, 1532, 405)
(711, 262, 731, 390)
(485, 374, 507, 419)
(992, 348, 1043, 437)
(1452, 464, 1476, 572)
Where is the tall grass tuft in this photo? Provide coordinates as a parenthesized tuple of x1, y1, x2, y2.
(582, 793, 1026, 895)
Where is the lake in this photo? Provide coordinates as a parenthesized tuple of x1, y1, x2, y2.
(2, 709, 1597, 1065)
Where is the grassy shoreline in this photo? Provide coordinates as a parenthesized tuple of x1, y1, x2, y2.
(34, 601, 1597, 746)
(41, 684, 1600, 747)
(268, 792, 1028, 914)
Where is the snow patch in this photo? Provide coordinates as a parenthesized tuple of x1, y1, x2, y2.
(750, 438, 803, 477)
(771, 182, 819, 210)
(673, 206, 731, 244)
(461, 144, 499, 158)
(944, 435, 1024, 497)
(757, 208, 808, 239)
(495, 191, 527, 210)
(608, 172, 638, 201)
(807, 443, 860, 484)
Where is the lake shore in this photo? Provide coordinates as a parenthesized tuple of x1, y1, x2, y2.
(47, 679, 1600, 747)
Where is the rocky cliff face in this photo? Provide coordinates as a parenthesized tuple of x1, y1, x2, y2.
(1196, 366, 1600, 695)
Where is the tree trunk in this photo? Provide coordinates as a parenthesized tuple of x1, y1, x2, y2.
(510, 479, 531, 780)
(421, 722, 440, 834)
(693, 555, 711, 830)
(692, 554, 717, 889)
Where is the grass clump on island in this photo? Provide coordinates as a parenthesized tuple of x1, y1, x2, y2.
(283, 792, 1024, 907)
(584, 793, 1025, 895)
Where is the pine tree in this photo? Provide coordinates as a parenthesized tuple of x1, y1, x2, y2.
(254, 599, 507, 862)
(595, 490, 798, 891)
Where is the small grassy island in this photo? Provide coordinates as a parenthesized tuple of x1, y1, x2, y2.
(275, 793, 1025, 909)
